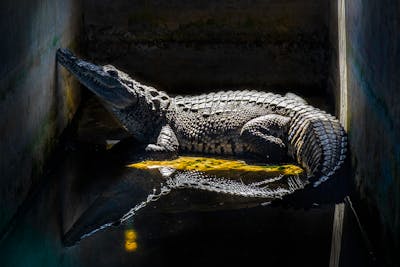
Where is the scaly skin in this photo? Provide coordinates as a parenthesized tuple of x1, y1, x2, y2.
(57, 48, 347, 187)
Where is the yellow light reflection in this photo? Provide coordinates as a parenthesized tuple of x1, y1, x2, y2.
(125, 240, 138, 252)
(127, 156, 303, 176)
(125, 229, 137, 240)
(124, 229, 138, 252)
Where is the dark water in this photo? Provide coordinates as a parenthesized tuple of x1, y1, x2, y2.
(0, 136, 335, 267)
(0, 98, 374, 267)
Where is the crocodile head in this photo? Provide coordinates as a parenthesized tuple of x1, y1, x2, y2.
(57, 48, 137, 109)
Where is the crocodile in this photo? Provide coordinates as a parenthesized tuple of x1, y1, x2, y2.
(56, 48, 347, 187)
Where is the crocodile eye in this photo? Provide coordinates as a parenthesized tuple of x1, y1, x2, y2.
(107, 70, 118, 77)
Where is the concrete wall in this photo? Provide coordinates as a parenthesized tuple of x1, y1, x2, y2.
(344, 0, 400, 266)
(0, 0, 83, 233)
(83, 0, 330, 95)
(327, 0, 340, 116)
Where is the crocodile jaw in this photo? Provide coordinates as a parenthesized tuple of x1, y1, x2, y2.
(56, 48, 137, 108)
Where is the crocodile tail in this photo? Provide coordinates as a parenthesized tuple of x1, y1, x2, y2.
(288, 106, 347, 187)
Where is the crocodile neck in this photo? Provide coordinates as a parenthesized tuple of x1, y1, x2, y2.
(110, 80, 172, 143)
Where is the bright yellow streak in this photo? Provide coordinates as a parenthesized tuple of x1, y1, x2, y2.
(124, 229, 138, 252)
(127, 156, 303, 176)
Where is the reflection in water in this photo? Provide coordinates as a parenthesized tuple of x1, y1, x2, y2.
(124, 229, 138, 252)
(0, 99, 363, 267)
(34, 114, 310, 247)
(64, 155, 308, 246)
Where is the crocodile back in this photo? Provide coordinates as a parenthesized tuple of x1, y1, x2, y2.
(171, 90, 289, 115)
(169, 90, 287, 154)
(169, 90, 347, 186)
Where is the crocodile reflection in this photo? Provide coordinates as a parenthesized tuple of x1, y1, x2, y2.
(63, 155, 306, 246)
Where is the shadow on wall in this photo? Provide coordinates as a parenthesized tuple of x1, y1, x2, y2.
(82, 0, 331, 95)
(345, 0, 400, 266)
(0, 0, 83, 233)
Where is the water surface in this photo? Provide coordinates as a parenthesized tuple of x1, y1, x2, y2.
(0, 98, 340, 267)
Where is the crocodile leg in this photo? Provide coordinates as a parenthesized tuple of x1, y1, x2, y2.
(145, 125, 179, 159)
(240, 114, 291, 161)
